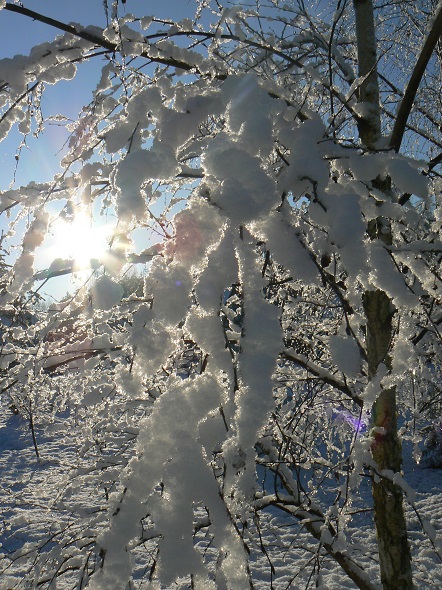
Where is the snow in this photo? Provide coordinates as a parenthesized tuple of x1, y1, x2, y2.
(223, 75, 275, 157)
(0, 3, 441, 589)
(148, 260, 193, 327)
(38, 61, 77, 84)
(346, 152, 428, 199)
(222, 230, 282, 504)
(184, 311, 232, 378)
(87, 373, 251, 589)
(368, 241, 418, 307)
(160, 92, 224, 151)
(347, 153, 384, 183)
(323, 185, 369, 281)
(194, 228, 238, 312)
(114, 143, 178, 221)
(361, 363, 389, 405)
(202, 135, 278, 223)
(91, 275, 124, 310)
(252, 211, 319, 284)
(387, 157, 428, 198)
(0, 55, 28, 90)
(282, 115, 330, 197)
(2, 398, 442, 589)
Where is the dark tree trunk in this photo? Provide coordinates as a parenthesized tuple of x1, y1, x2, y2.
(353, 1, 414, 587)
(363, 290, 413, 590)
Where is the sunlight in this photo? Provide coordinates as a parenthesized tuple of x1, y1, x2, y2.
(48, 212, 112, 268)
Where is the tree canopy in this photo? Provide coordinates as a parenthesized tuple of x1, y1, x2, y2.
(0, 1, 441, 589)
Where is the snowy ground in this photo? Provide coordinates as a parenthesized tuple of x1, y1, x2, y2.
(1, 398, 442, 589)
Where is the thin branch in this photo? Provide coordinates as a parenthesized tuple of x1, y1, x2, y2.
(281, 349, 364, 407)
(389, 1, 442, 152)
(3, 3, 198, 73)
(3, 3, 363, 124)
(256, 438, 377, 590)
(0, 81, 39, 125)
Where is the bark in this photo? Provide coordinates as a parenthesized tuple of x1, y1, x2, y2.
(257, 440, 378, 590)
(363, 291, 413, 590)
(353, 0, 381, 149)
(353, 1, 414, 588)
(3, 3, 196, 73)
(389, 1, 442, 152)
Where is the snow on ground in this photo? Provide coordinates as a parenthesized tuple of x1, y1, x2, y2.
(1, 396, 442, 589)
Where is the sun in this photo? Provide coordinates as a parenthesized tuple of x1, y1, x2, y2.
(48, 212, 113, 268)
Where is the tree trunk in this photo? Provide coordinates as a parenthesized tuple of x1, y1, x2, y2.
(363, 291, 413, 590)
(353, 1, 414, 587)
(353, 0, 381, 149)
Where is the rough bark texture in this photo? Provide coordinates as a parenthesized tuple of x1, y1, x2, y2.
(353, 1, 414, 587)
(363, 291, 414, 590)
(353, 0, 381, 149)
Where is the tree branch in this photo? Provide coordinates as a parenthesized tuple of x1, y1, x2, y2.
(281, 350, 364, 407)
(3, 3, 198, 73)
(3, 3, 362, 125)
(256, 438, 377, 590)
(389, 2, 442, 152)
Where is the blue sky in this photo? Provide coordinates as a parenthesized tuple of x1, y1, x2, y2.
(0, 1, 201, 298)
(0, 1, 199, 189)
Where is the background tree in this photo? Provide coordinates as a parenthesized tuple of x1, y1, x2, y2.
(0, 1, 441, 589)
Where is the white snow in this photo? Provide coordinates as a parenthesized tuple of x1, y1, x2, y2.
(114, 142, 178, 221)
(2, 397, 442, 589)
(0, 5, 441, 590)
(91, 275, 124, 310)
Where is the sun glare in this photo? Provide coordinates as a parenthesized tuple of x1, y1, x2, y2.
(49, 213, 112, 268)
